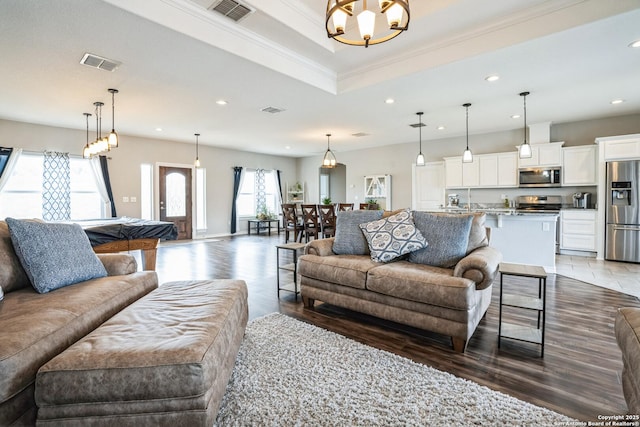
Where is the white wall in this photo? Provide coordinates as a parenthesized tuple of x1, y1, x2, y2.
(0, 119, 298, 236)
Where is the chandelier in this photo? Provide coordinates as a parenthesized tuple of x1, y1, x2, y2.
(322, 133, 337, 168)
(326, 0, 410, 48)
(82, 89, 120, 159)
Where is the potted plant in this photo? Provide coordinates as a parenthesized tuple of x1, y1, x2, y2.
(366, 198, 379, 210)
(256, 206, 274, 220)
(322, 197, 332, 205)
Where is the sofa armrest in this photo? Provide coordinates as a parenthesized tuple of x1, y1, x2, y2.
(453, 246, 502, 290)
(97, 253, 138, 276)
(305, 238, 335, 257)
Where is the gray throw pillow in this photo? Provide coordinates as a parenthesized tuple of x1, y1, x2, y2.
(359, 209, 428, 263)
(333, 210, 383, 255)
(6, 218, 108, 294)
(409, 212, 473, 268)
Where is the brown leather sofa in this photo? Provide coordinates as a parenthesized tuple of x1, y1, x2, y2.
(298, 212, 502, 353)
(0, 221, 159, 426)
(615, 307, 640, 414)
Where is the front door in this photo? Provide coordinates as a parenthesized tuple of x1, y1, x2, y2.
(159, 166, 192, 240)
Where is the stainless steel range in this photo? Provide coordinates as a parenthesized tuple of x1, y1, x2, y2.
(516, 195, 562, 214)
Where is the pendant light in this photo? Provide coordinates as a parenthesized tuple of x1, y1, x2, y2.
(82, 112, 92, 159)
(107, 89, 119, 148)
(462, 103, 473, 163)
(194, 133, 201, 168)
(519, 91, 532, 159)
(322, 133, 337, 168)
(415, 112, 425, 166)
(94, 101, 108, 154)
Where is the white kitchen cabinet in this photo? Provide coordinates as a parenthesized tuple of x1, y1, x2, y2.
(444, 157, 463, 189)
(598, 135, 640, 160)
(497, 152, 518, 187)
(562, 145, 597, 186)
(517, 142, 564, 168)
(446, 152, 517, 189)
(478, 155, 498, 187)
(462, 158, 479, 187)
(412, 162, 445, 210)
(560, 210, 597, 252)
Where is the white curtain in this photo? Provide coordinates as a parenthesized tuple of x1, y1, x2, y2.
(89, 156, 111, 216)
(0, 148, 22, 193)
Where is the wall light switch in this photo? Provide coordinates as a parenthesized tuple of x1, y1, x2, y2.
(130, 196, 137, 203)
(122, 196, 129, 203)
(542, 222, 550, 231)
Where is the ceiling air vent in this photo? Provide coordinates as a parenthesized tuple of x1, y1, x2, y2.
(410, 122, 426, 128)
(261, 106, 286, 114)
(209, 0, 253, 22)
(352, 132, 370, 137)
(80, 53, 121, 72)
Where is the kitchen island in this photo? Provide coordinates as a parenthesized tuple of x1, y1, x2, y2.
(483, 212, 558, 272)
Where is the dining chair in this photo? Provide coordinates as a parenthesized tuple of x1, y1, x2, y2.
(300, 204, 320, 242)
(338, 203, 354, 211)
(318, 204, 336, 238)
(282, 203, 303, 243)
(359, 203, 370, 210)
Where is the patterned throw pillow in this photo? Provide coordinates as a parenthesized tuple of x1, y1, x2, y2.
(358, 209, 428, 263)
(6, 218, 108, 294)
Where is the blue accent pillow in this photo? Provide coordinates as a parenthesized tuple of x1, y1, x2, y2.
(6, 218, 108, 294)
(409, 212, 473, 268)
(359, 209, 428, 263)
(333, 210, 384, 255)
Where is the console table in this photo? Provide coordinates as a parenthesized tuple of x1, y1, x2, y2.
(248, 219, 280, 235)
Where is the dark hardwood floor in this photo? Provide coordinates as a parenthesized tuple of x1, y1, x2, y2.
(152, 233, 640, 422)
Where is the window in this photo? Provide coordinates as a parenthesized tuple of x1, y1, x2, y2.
(237, 169, 279, 217)
(0, 152, 104, 220)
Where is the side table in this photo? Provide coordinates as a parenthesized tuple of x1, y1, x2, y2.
(498, 262, 547, 357)
(275, 242, 306, 301)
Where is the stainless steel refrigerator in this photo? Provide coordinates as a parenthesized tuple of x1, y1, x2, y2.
(606, 160, 640, 263)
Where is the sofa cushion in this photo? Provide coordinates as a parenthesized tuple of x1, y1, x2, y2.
(333, 210, 383, 255)
(466, 212, 489, 254)
(6, 218, 107, 294)
(409, 212, 473, 268)
(359, 209, 427, 263)
(367, 261, 477, 310)
(0, 271, 158, 411)
(298, 254, 378, 290)
(0, 220, 30, 294)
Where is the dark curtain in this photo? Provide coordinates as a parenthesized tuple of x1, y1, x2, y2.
(276, 170, 283, 203)
(231, 166, 242, 234)
(99, 155, 117, 217)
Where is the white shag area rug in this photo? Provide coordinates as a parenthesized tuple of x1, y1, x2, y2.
(214, 313, 575, 427)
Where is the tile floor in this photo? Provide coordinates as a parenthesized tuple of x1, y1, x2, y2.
(555, 254, 640, 299)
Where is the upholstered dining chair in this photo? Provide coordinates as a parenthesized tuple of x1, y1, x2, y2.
(300, 204, 320, 242)
(318, 204, 336, 238)
(338, 203, 354, 211)
(282, 203, 303, 243)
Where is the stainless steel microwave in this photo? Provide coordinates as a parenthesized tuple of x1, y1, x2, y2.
(518, 167, 561, 188)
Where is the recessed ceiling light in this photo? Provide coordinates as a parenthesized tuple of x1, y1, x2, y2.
(629, 40, 640, 48)
(511, 114, 520, 119)
(216, 100, 228, 105)
(285, 145, 291, 150)
(437, 126, 445, 130)
(611, 99, 625, 104)
(155, 128, 163, 132)
(385, 98, 395, 104)
(485, 75, 500, 82)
